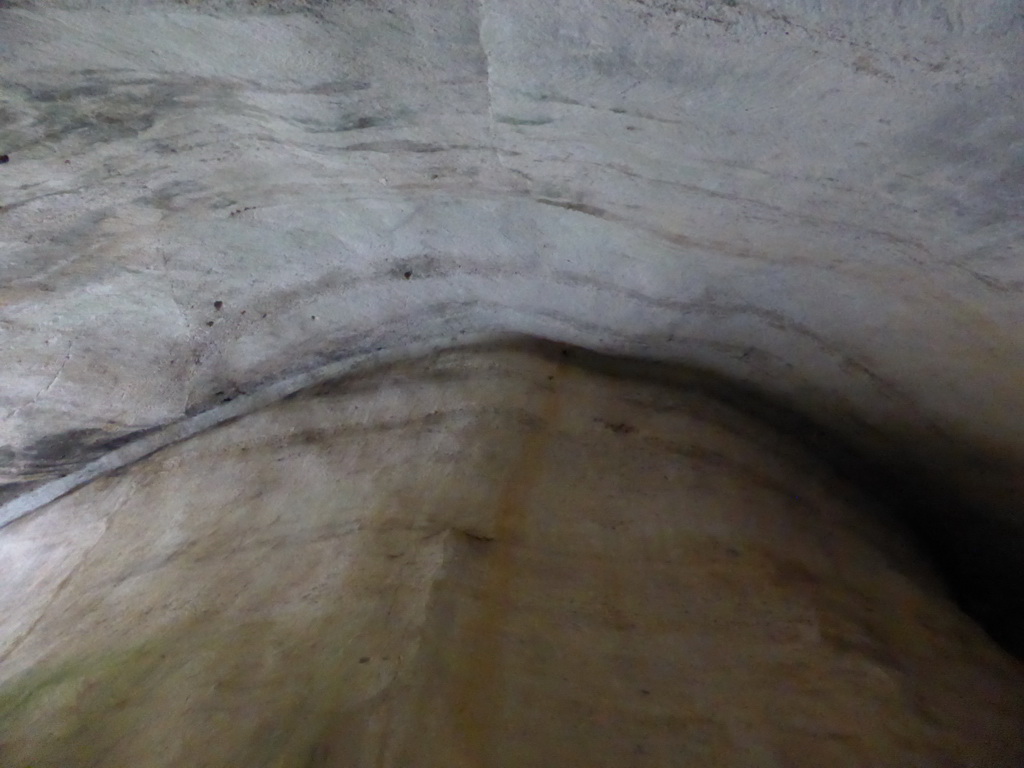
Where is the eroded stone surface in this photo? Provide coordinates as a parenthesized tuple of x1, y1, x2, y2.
(0, 0, 1022, 637)
(1, 345, 1022, 766)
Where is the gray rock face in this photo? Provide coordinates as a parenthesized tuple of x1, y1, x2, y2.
(0, 0, 1023, 757)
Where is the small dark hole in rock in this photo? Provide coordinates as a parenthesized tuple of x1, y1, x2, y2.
(606, 422, 635, 435)
(205, 320, 214, 327)
(403, 271, 412, 279)
(0, 154, 9, 164)
(359, 657, 370, 664)
(214, 300, 223, 310)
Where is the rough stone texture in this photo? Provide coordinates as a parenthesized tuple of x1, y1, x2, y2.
(2, 344, 1022, 767)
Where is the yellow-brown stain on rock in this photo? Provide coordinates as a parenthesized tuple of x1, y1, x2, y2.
(448, 359, 564, 766)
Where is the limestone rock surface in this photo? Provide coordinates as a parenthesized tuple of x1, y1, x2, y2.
(1, 0, 1023, 633)
(1, 344, 1023, 766)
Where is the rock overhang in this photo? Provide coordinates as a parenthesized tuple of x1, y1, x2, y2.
(0, 0, 1022, 651)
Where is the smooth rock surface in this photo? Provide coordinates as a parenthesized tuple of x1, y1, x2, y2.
(2, 343, 1022, 767)
(0, 0, 1023, 637)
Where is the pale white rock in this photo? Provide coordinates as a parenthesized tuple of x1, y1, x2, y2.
(0, 0, 1023, 761)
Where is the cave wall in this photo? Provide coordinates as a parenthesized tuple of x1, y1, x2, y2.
(2, 1, 1024, 763)
(1, 2, 1023, 622)
(2, 344, 1022, 766)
